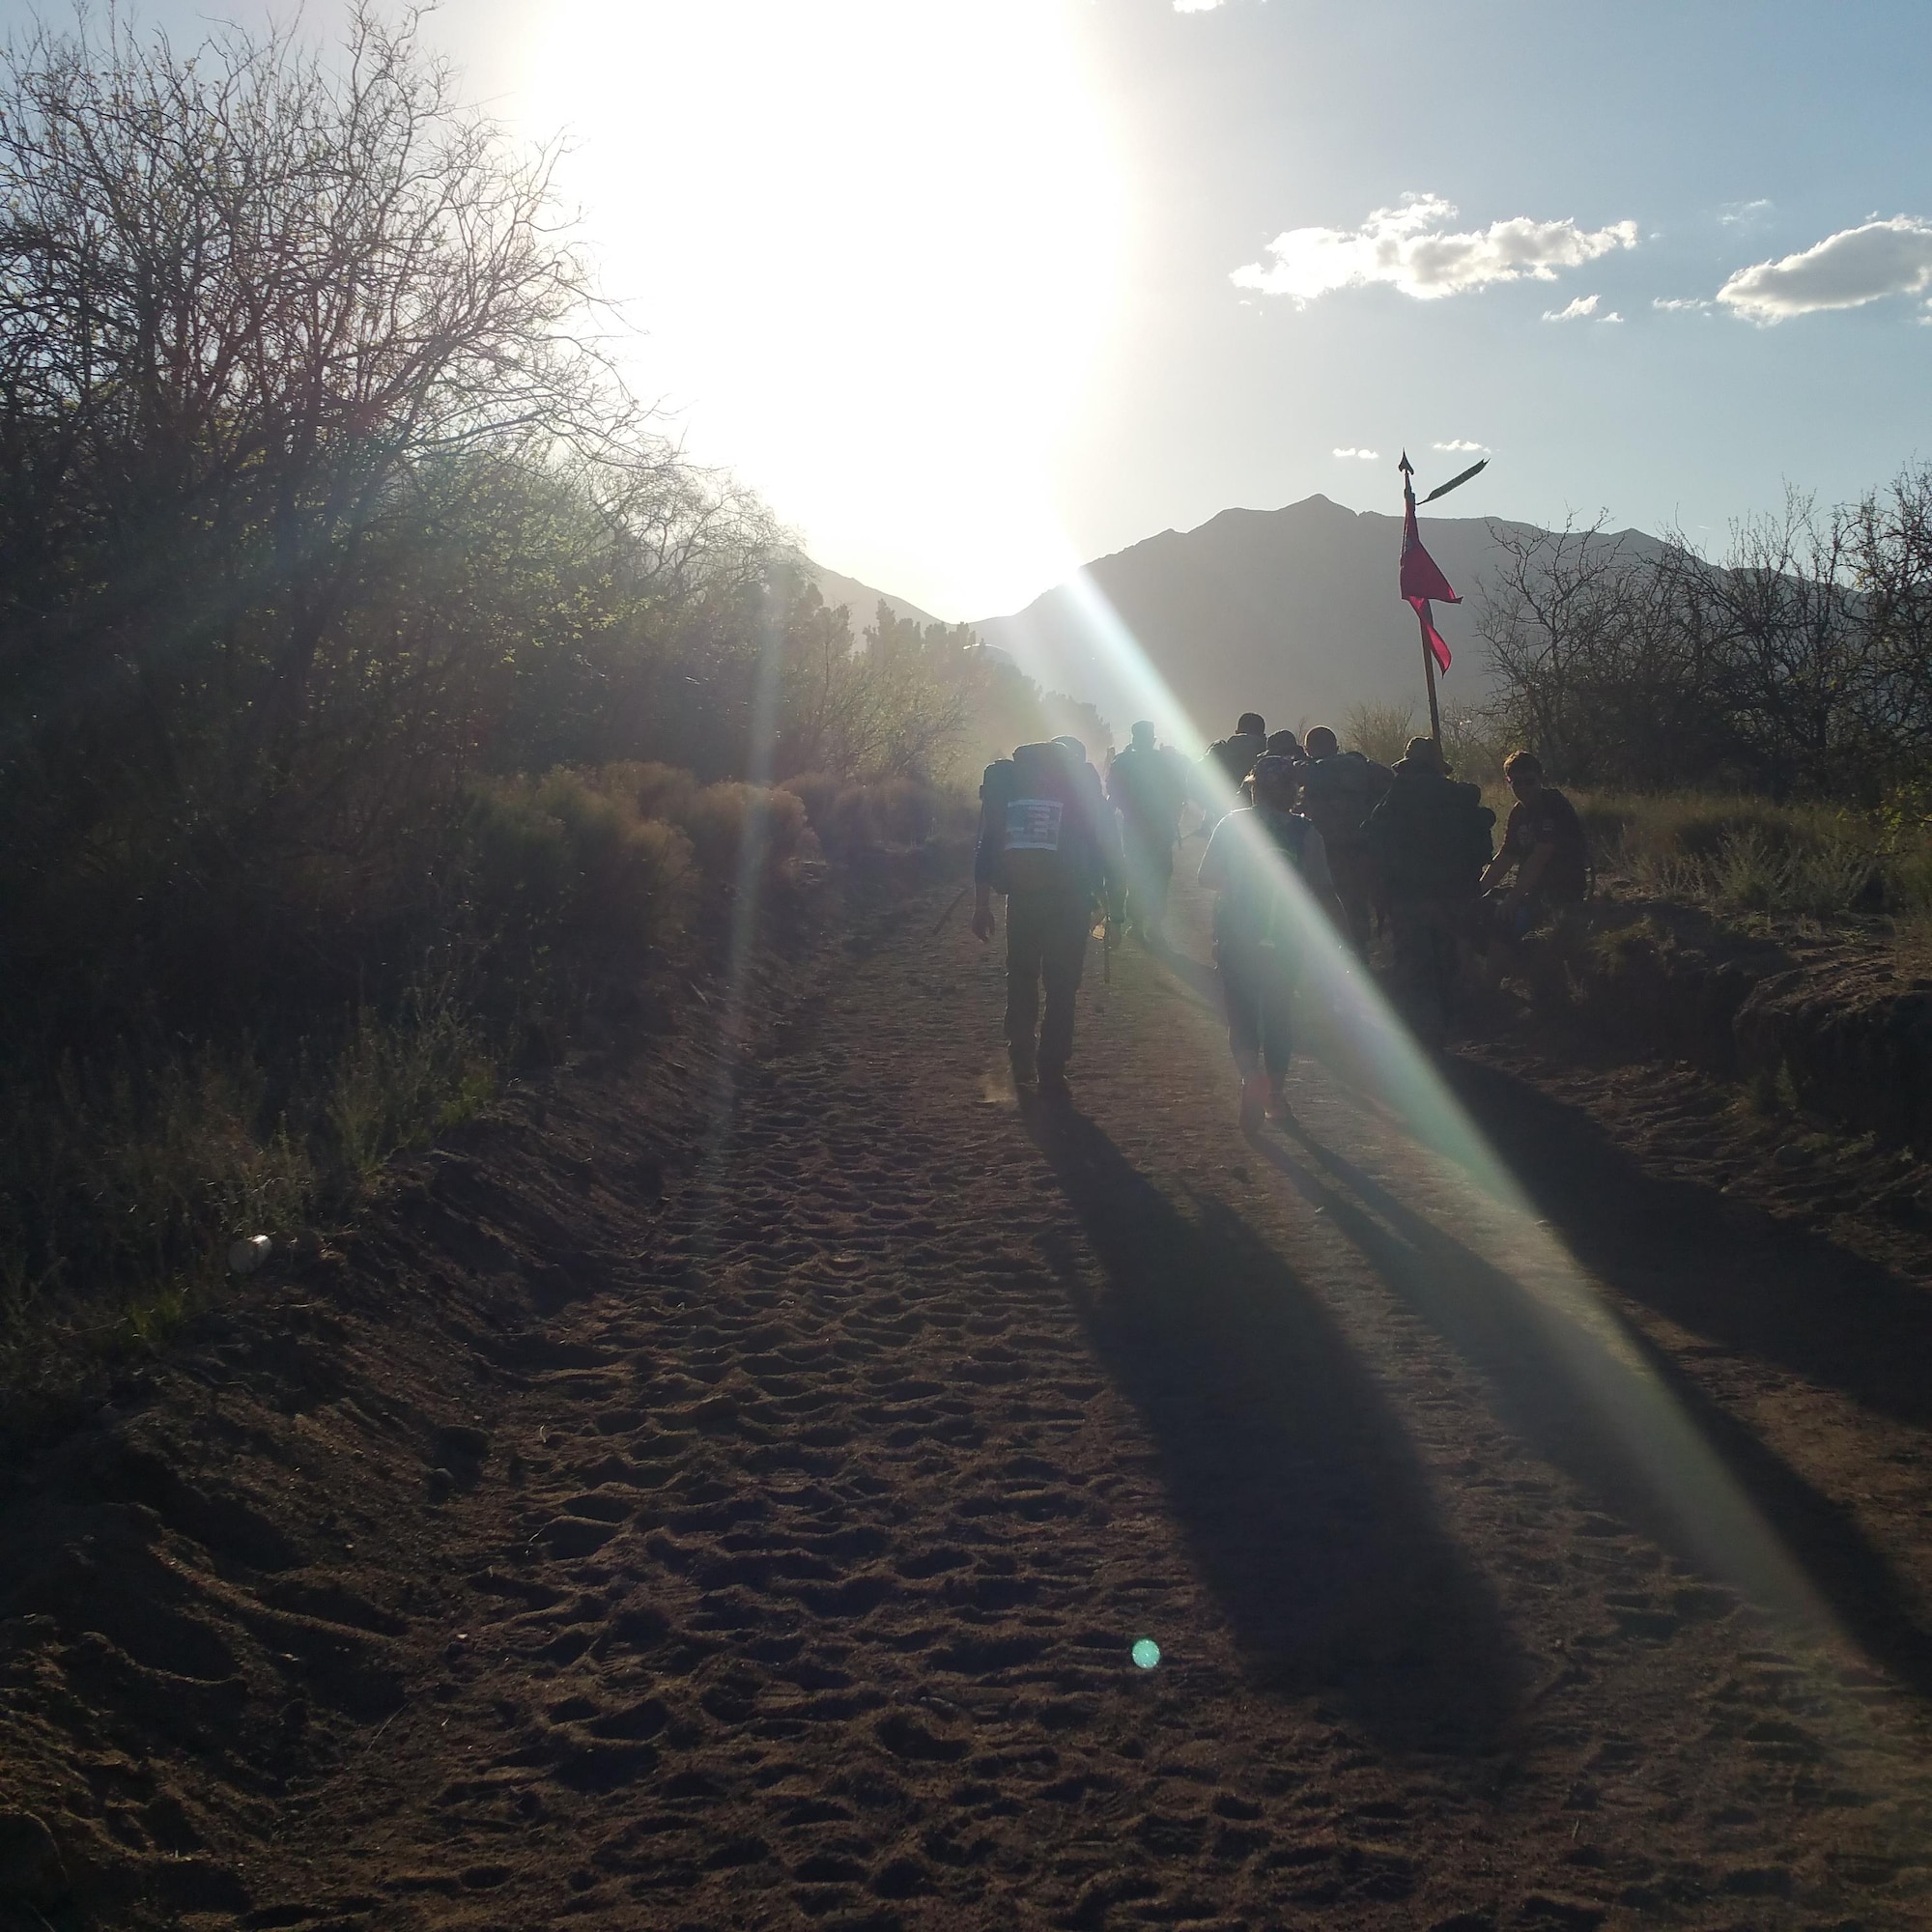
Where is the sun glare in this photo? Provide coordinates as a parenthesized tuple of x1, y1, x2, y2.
(524, 0, 1124, 616)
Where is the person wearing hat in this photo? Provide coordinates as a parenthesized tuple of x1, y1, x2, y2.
(1363, 736, 1495, 1043)
(1106, 721, 1188, 948)
(1198, 753, 1345, 1129)
(1195, 711, 1268, 828)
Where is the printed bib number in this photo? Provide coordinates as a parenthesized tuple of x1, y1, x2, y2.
(1005, 797, 1064, 851)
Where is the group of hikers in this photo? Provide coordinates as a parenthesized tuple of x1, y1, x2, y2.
(971, 711, 1588, 1122)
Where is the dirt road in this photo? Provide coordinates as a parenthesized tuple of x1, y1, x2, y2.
(5, 864, 1932, 1930)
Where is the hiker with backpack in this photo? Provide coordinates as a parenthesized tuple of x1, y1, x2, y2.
(1363, 737, 1495, 1045)
(1299, 725, 1393, 954)
(1195, 711, 1269, 828)
(1198, 753, 1346, 1130)
(972, 736, 1119, 1102)
(1106, 721, 1189, 948)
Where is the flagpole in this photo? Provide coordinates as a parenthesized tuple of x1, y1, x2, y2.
(1399, 455, 1444, 749)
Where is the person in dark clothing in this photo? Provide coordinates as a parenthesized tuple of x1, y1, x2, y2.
(972, 736, 1118, 1101)
(1480, 750, 1589, 937)
(1199, 754, 1345, 1130)
(1364, 736, 1495, 1043)
(1299, 724, 1393, 953)
(1107, 721, 1189, 947)
(1196, 712, 1268, 826)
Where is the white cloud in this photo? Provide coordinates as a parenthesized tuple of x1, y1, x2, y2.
(1604, 311, 1624, 323)
(1543, 294, 1600, 322)
(1172, 0, 1225, 10)
(1433, 439, 1487, 452)
(1720, 198, 1774, 226)
(1332, 447, 1380, 461)
(1718, 216, 1932, 322)
(1653, 296, 1711, 312)
(1232, 191, 1638, 305)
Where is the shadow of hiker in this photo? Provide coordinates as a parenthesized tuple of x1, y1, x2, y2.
(1444, 1054, 1932, 1432)
(1256, 1116, 1932, 1699)
(1021, 1105, 1524, 1751)
(1150, 944, 1223, 1014)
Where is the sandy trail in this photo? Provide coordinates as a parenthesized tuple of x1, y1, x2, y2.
(8, 863, 1932, 1930)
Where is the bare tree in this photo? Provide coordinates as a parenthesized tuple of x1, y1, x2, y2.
(0, 6, 663, 872)
(1479, 476, 1932, 801)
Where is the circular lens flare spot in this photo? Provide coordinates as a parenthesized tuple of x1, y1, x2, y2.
(1131, 1638, 1161, 1670)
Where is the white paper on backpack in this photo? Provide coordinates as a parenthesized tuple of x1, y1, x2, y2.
(1005, 798, 1064, 850)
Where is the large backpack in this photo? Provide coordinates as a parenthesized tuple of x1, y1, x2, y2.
(1366, 770, 1493, 898)
(1109, 742, 1186, 840)
(982, 742, 1091, 895)
(1217, 808, 1315, 951)
(1254, 810, 1315, 951)
(1302, 752, 1391, 851)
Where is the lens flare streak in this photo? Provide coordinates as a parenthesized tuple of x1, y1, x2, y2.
(1050, 560, 1831, 1637)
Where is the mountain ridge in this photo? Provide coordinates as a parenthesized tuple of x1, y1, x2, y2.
(807, 495, 1665, 751)
(970, 494, 1664, 746)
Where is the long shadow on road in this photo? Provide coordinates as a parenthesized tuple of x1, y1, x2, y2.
(1023, 1104, 1524, 1753)
(1256, 1115, 1932, 1700)
(1445, 1055, 1932, 1432)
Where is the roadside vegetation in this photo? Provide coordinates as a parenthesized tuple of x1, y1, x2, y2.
(1355, 467, 1932, 948)
(0, 10, 1084, 1402)
(1469, 475, 1932, 948)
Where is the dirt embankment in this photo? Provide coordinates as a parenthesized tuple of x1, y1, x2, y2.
(3, 856, 1932, 1932)
(1529, 895, 1932, 1151)
(0, 858, 940, 1927)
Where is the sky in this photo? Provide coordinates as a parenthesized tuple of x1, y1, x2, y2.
(7, 0, 1928, 620)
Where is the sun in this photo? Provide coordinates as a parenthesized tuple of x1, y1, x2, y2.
(520, 0, 1125, 618)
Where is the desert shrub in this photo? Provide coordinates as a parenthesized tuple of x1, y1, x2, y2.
(467, 772, 695, 965)
(551, 761, 807, 884)
(779, 772, 842, 838)
(781, 774, 970, 859)
(680, 781, 809, 881)
(615, 761, 703, 826)
(328, 989, 497, 1182)
(1707, 832, 1880, 918)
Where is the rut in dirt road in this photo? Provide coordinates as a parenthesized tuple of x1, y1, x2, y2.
(6, 867, 1932, 1931)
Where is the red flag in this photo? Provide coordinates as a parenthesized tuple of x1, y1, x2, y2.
(1406, 593, 1452, 673)
(1400, 473, 1457, 673)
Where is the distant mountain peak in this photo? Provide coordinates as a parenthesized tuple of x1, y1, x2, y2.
(970, 497, 1662, 745)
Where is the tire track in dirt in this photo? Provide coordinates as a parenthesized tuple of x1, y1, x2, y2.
(8, 866, 1932, 1929)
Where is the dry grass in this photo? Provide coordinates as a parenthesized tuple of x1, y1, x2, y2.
(0, 759, 887, 1403)
(1574, 788, 1932, 926)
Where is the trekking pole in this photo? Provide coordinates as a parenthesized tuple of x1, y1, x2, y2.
(930, 885, 969, 936)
